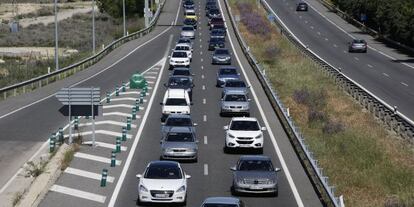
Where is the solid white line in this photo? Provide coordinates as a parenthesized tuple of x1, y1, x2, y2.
(74, 152, 121, 165)
(204, 136, 208, 145)
(78, 120, 137, 128)
(119, 91, 140, 95)
(203, 115, 207, 122)
(107, 37, 173, 207)
(103, 112, 140, 118)
(204, 164, 208, 175)
(110, 97, 138, 102)
(103, 104, 135, 109)
(203, 98, 206, 104)
(83, 141, 127, 151)
(401, 82, 408, 87)
(64, 167, 115, 183)
(64, 130, 132, 139)
(218, 1, 304, 206)
(50, 185, 106, 203)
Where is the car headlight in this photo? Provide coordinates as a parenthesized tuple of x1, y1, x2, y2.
(267, 179, 275, 184)
(187, 148, 196, 152)
(139, 185, 148, 192)
(176, 185, 186, 193)
(164, 148, 173, 153)
(255, 134, 263, 139)
(228, 133, 235, 138)
(213, 56, 219, 60)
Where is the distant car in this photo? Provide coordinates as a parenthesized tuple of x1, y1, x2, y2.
(181, 25, 195, 39)
(222, 79, 249, 97)
(166, 75, 194, 100)
(210, 28, 226, 39)
(230, 156, 281, 196)
(216, 66, 240, 87)
(161, 127, 198, 162)
(296, 2, 308, 11)
(348, 39, 367, 53)
(201, 197, 246, 207)
(223, 117, 266, 153)
(169, 51, 190, 69)
(136, 161, 190, 205)
(174, 43, 193, 60)
(185, 10, 197, 20)
(212, 48, 231, 65)
(207, 8, 221, 19)
(183, 18, 197, 29)
(208, 37, 225, 51)
(162, 114, 197, 138)
(220, 90, 250, 116)
(171, 67, 192, 76)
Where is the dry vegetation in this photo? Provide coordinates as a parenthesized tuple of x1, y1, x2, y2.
(229, 0, 414, 206)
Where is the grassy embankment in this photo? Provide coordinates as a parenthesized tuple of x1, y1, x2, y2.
(228, 0, 414, 206)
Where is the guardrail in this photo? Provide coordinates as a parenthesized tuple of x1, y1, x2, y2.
(225, 0, 414, 206)
(315, 0, 414, 54)
(0, 1, 165, 101)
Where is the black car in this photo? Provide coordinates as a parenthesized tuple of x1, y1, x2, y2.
(183, 18, 197, 29)
(183, 0, 195, 9)
(205, 1, 217, 12)
(210, 28, 226, 39)
(207, 8, 221, 19)
(165, 75, 194, 100)
(208, 37, 225, 51)
(209, 17, 225, 30)
(296, 2, 308, 11)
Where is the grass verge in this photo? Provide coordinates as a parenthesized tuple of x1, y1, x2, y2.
(228, 0, 414, 206)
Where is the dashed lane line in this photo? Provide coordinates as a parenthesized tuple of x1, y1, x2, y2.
(203, 115, 207, 122)
(367, 64, 373, 68)
(204, 136, 208, 145)
(401, 82, 408, 87)
(203, 164, 208, 176)
(50, 185, 106, 203)
(203, 98, 206, 104)
(64, 167, 115, 183)
(354, 57, 359, 61)
(383, 73, 390, 77)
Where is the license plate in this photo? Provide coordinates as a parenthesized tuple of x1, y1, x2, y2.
(250, 185, 263, 190)
(239, 144, 251, 147)
(155, 194, 169, 198)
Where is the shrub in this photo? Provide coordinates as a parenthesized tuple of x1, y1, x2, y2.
(308, 109, 326, 123)
(322, 120, 344, 134)
(236, 2, 271, 39)
(263, 44, 279, 62)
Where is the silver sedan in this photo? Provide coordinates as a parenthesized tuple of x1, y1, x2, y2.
(220, 91, 250, 116)
(161, 127, 198, 162)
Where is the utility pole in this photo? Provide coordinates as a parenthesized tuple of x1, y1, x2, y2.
(144, 0, 150, 27)
(54, 0, 59, 70)
(92, 0, 96, 54)
(123, 0, 126, 36)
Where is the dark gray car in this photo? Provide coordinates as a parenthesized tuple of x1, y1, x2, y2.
(231, 155, 281, 196)
(161, 127, 198, 162)
(216, 67, 240, 87)
(161, 114, 197, 138)
(165, 75, 194, 100)
(212, 48, 231, 65)
(201, 197, 246, 207)
(220, 91, 250, 116)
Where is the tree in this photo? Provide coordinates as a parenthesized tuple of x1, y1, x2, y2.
(97, 0, 145, 19)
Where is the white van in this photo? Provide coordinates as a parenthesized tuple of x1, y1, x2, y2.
(160, 89, 191, 121)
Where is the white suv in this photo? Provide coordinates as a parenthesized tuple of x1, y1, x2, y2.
(224, 117, 266, 153)
(161, 89, 191, 122)
(169, 51, 190, 69)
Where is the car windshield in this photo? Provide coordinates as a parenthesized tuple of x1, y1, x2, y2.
(168, 77, 191, 87)
(166, 117, 192, 126)
(172, 52, 188, 58)
(165, 98, 187, 106)
(203, 205, 238, 207)
(184, 19, 195, 24)
(210, 9, 220, 14)
(166, 132, 194, 142)
(220, 68, 237, 75)
(211, 17, 223, 22)
(238, 160, 274, 171)
(224, 94, 246, 102)
(211, 29, 225, 35)
(144, 164, 182, 179)
(225, 81, 246, 87)
(182, 26, 194, 31)
(211, 38, 224, 43)
(184, 1, 193, 5)
(175, 46, 190, 51)
(178, 39, 191, 44)
(230, 120, 259, 130)
(215, 49, 229, 55)
(353, 39, 365, 44)
(173, 70, 190, 76)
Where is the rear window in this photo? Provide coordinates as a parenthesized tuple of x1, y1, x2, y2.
(172, 52, 188, 58)
(220, 68, 237, 75)
(165, 98, 187, 106)
(166, 132, 194, 142)
(224, 94, 246, 102)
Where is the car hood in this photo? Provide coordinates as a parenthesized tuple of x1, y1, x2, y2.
(228, 130, 261, 137)
(162, 141, 197, 150)
(222, 101, 249, 107)
(234, 171, 276, 182)
(140, 178, 185, 191)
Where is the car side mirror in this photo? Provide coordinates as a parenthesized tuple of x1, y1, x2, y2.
(275, 168, 281, 172)
(221, 98, 224, 101)
(136, 174, 142, 178)
(261, 127, 267, 131)
(223, 125, 229, 130)
(185, 174, 191, 179)
(230, 166, 237, 171)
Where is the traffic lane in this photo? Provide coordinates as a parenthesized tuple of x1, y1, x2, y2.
(267, 0, 414, 118)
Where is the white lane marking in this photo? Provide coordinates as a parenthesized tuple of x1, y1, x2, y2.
(83, 141, 127, 151)
(147, 81, 155, 84)
(78, 120, 137, 128)
(0, 59, 163, 194)
(304, 20, 308, 24)
(119, 91, 140, 95)
(202, 85, 206, 90)
(204, 164, 208, 175)
(200, 44, 202, 48)
(201, 74, 205, 79)
(144, 76, 157, 79)
(203, 115, 207, 122)
(333, 44, 338, 48)
(103, 112, 139, 118)
(201, 58, 203, 62)
(299, 16, 302, 19)
(383, 73, 389, 77)
(146, 71, 158, 74)
(203, 98, 206, 104)
(50, 185, 106, 203)
(64, 130, 132, 139)
(354, 57, 359, 61)
(401, 82, 408, 87)
(199, 39, 202, 42)
(304, 0, 414, 70)
(367, 64, 373, 68)
(200, 51, 203, 55)
(110, 97, 139, 102)
(199, 32, 202, 36)
(218, 1, 304, 206)
(201, 65, 204, 70)
(103, 104, 135, 109)
(74, 152, 121, 165)
(64, 167, 115, 183)
(203, 136, 208, 144)
(343, 50, 347, 53)
(107, 36, 173, 207)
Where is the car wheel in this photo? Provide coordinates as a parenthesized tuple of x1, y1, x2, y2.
(273, 190, 279, 197)
(223, 146, 230, 154)
(193, 157, 198, 163)
(231, 186, 238, 196)
(136, 197, 145, 206)
(257, 148, 263, 154)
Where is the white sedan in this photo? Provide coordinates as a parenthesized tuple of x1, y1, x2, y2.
(136, 161, 190, 205)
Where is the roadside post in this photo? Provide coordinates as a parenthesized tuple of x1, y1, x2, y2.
(100, 169, 108, 187)
(111, 151, 116, 167)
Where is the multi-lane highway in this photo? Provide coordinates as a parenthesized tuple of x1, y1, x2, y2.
(266, 0, 414, 120)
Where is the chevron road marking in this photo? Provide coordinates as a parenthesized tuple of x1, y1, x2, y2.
(64, 130, 132, 139)
(74, 152, 121, 165)
(103, 112, 141, 118)
(83, 141, 127, 151)
(50, 185, 106, 203)
(64, 167, 115, 183)
(78, 120, 137, 128)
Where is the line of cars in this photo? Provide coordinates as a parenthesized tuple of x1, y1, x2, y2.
(136, 0, 281, 206)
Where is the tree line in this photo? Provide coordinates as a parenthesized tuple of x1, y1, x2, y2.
(332, 0, 414, 48)
(97, 0, 156, 18)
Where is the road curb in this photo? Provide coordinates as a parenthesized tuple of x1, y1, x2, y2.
(16, 144, 72, 207)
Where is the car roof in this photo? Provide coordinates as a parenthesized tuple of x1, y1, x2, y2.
(148, 160, 180, 168)
(203, 197, 240, 204)
(231, 117, 258, 122)
(239, 155, 271, 161)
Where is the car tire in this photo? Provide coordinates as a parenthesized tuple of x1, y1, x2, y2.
(257, 148, 263, 154)
(223, 146, 230, 154)
(136, 197, 145, 206)
(231, 186, 238, 196)
(273, 190, 279, 197)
